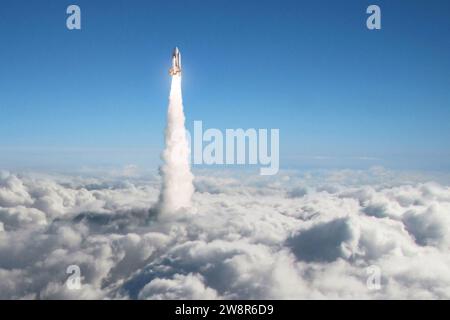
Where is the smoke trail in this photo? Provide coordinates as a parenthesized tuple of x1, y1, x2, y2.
(158, 74, 194, 214)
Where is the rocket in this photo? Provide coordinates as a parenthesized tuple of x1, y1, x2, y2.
(169, 47, 182, 76)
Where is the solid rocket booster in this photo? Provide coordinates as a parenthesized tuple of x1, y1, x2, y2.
(169, 47, 182, 76)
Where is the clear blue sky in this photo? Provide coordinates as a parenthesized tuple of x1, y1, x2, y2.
(0, 0, 449, 171)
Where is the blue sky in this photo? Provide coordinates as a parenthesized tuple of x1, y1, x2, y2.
(0, 0, 449, 171)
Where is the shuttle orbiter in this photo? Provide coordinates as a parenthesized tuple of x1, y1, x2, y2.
(169, 47, 182, 76)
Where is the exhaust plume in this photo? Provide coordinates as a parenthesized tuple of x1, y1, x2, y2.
(158, 74, 194, 214)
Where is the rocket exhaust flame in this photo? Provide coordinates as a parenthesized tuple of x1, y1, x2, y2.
(158, 48, 194, 214)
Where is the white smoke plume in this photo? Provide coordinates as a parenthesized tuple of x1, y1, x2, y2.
(158, 75, 194, 214)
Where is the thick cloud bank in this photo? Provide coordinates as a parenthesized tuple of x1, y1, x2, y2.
(0, 168, 450, 299)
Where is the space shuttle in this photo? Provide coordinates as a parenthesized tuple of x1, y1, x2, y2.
(169, 47, 182, 76)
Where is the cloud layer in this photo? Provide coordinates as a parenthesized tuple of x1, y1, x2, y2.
(0, 168, 449, 299)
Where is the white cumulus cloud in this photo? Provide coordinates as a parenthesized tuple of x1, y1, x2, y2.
(0, 167, 449, 299)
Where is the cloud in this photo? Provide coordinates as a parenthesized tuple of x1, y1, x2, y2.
(0, 168, 450, 299)
(138, 273, 219, 300)
(287, 217, 359, 263)
(403, 203, 450, 247)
